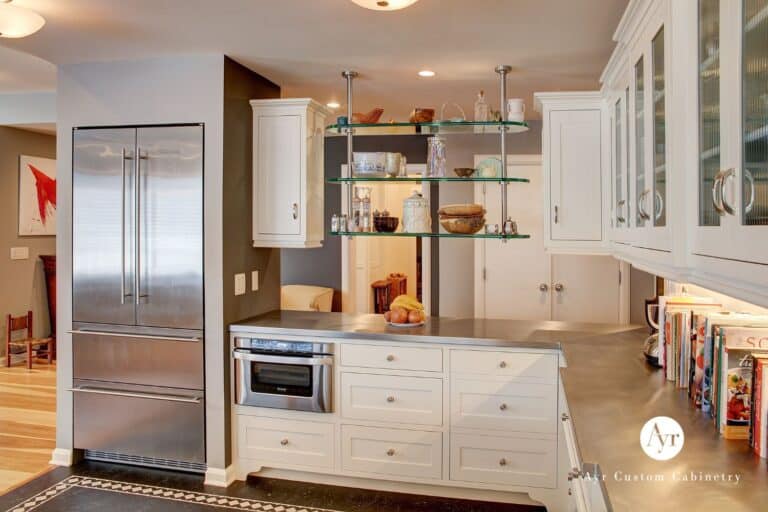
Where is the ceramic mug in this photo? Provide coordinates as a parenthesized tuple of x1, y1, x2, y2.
(506, 99, 525, 122)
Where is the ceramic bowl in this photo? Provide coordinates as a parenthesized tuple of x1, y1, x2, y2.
(374, 216, 399, 233)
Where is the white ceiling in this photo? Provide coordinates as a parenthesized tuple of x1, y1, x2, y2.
(0, 0, 628, 121)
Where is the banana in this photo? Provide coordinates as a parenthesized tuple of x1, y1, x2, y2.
(391, 295, 424, 312)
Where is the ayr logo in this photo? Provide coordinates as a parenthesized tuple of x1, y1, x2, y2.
(640, 416, 685, 461)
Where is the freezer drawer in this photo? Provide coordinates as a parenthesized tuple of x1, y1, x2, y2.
(73, 379, 205, 465)
(73, 329, 204, 390)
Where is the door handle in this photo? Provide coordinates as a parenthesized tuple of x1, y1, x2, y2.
(616, 199, 626, 224)
(539, 283, 549, 292)
(292, 202, 299, 220)
(554, 283, 564, 292)
(638, 190, 651, 220)
(553, 205, 559, 224)
(712, 170, 726, 215)
(135, 148, 142, 305)
(744, 169, 756, 214)
(718, 168, 737, 216)
(69, 386, 202, 404)
(68, 329, 202, 342)
(120, 148, 133, 305)
(653, 189, 664, 221)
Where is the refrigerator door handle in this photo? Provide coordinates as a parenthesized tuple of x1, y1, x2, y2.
(135, 148, 149, 305)
(69, 329, 202, 343)
(121, 148, 133, 305)
(69, 385, 203, 404)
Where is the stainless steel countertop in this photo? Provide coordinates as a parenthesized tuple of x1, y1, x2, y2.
(231, 311, 768, 511)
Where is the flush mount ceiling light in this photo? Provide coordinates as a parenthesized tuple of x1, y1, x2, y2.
(0, 0, 45, 38)
(350, 0, 420, 11)
(418, 70, 435, 77)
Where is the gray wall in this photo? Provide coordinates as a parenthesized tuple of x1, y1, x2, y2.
(55, 54, 280, 473)
(0, 126, 56, 356)
(221, 57, 281, 465)
(439, 122, 542, 317)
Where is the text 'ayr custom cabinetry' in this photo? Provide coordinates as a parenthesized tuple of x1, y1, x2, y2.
(251, 98, 330, 248)
(230, 332, 583, 511)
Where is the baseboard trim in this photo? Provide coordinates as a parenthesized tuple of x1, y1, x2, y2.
(204, 465, 237, 487)
(49, 448, 75, 466)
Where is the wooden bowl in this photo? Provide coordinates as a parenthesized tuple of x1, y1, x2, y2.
(453, 167, 476, 178)
(440, 216, 485, 234)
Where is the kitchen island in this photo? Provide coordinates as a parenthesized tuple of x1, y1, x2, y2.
(230, 311, 768, 512)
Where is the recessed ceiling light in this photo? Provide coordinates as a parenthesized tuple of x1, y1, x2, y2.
(0, 0, 45, 38)
(327, 102, 341, 109)
(418, 70, 435, 77)
(350, 0, 420, 11)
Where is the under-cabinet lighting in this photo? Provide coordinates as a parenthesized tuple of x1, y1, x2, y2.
(327, 102, 341, 109)
(418, 70, 436, 77)
(350, 0, 420, 11)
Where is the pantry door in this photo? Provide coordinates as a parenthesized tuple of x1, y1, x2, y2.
(550, 255, 621, 323)
(475, 155, 552, 320)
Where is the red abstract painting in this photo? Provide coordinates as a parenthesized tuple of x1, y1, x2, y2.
(28, 163, 57, 224)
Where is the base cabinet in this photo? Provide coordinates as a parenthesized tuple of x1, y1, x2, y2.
(233, 339, 569, 510)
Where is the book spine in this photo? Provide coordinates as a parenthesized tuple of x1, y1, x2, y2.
(754, 361, 763, 454)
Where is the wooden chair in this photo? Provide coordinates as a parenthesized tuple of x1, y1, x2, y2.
(6, 311, 54, 369)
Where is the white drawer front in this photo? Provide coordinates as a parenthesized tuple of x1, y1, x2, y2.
(341, 425, 442, 479)
(341, 373, 443, 426)
(340, 344, 443, 372)
(450, 433, 556, 488)
(238, 416, 333, 469)
(451, 378, 557, 433)
(450, 350, 558, 381)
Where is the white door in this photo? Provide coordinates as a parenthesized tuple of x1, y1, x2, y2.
(549, 109, 603, 241)
(551, 255, 620, 323)
(475, 156, 551, 320)
(255, 114, 302, 236)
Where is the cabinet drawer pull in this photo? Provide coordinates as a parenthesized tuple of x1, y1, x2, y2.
(386, 396, 395, 403)
(386, 354, 395, 362)
(499, 458, 508, 466)
(498, 361, 507, 369)
(499, 403, 508, 411)
(386, 448, 395, 457)
(280, 438, 289, 446)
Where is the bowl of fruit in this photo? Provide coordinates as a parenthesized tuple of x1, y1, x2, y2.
(383, 295, 426, 327)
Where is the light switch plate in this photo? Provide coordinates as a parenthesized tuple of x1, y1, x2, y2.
(234, 273, 246, 296)
(10, 247, 29, 260)
(251, 271, 259, 291)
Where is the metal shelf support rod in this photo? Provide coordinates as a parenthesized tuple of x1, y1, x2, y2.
(496, 65, 511, 239)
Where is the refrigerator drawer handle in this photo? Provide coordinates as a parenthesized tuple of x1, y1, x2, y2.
(69, 387, 203, 404)
(68, 330, 201, 343)
(232, 349, 333, 366)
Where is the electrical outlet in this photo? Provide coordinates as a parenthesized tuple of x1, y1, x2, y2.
(251, 271, 259, 291)
(234, 273, 246, 296)
(10, 247, 29, 260)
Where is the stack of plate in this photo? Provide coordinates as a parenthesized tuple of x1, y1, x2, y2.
(438, 204, 485, 234)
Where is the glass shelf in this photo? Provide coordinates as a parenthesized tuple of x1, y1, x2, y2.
(327, 176, 529, 184)
(325, 120, 529, 136)
(330, 231, 530, 239)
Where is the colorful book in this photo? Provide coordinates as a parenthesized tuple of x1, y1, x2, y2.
(752, 355, 768, 457)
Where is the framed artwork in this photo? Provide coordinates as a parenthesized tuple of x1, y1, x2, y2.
(18, 155, 57, 236)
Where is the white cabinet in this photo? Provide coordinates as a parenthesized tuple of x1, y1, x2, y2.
(237, 415, 334, 469)
(535, 92, 607, 253)
(250, 98, 329, 248)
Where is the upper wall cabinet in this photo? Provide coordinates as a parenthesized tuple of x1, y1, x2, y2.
(251, 98, 330, 248)
(535, 92, 607, 254)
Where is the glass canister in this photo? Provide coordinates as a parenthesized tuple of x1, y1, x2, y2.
(402, 190, 431, 233)
(426, 135, 447, 177)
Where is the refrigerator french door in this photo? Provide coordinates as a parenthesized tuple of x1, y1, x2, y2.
(72, 124, 205, 470)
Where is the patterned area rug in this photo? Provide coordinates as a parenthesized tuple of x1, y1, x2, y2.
(6, 476, 343, 512)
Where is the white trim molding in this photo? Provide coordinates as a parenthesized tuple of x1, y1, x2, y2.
(49, 448, 75, 466)
(204, 464, 240, 488)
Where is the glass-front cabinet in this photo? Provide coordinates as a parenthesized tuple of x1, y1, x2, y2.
(694, 0, 768, 264)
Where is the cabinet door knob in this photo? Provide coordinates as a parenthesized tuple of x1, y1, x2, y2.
(292, 203, 299, 220)
(499, 403, 508, 411)
(554, 283, 564, 292)
(386, 396, 395, 403)
(280, 438, 289, 446)
(499, 361, 507, 369)
(499, 458, 507, 466)
(386, 448, 395, 457)
(539, 283, 549, 292)
(386, 354, 395, 362)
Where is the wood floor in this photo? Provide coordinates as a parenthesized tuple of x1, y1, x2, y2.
(0, 361, 56, 495)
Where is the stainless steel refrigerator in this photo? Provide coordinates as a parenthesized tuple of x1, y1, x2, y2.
(71, 125, 205, 471)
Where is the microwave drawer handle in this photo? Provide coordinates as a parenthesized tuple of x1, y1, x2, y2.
(232, 350, 333, 366)
(68, 330, 201, 343)
(69, 386, 202, 404)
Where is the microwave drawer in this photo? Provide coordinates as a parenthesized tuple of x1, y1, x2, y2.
(72, 379, 205, 465)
